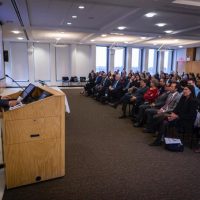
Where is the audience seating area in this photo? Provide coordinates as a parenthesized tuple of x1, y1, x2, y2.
(81, 70, 200, 152)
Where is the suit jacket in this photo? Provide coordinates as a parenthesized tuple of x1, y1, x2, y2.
(173, 95, 197, 132)
(134, 86, 149, 105)
(161, 91, 181, 112)
(0, 99, 9, 107)
(154, 91, 170, 108)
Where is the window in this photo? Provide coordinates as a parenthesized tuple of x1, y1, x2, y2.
(147, 49, 156, 74)
(131, 48, 140, 72)
(163, 50, 172, 73)
(114, 48, 125, 72)
(96, 46, 107, 72)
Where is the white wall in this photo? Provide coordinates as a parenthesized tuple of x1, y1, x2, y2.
(3, 42, 96, 86)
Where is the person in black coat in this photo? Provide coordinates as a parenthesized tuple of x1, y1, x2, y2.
(150, 85, 197, 146)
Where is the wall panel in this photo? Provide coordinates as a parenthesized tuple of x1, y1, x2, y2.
(10, 42, 29, 81)
(33, 43, 50, 81)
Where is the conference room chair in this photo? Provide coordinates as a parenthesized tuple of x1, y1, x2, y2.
(62, 76, 69, 86)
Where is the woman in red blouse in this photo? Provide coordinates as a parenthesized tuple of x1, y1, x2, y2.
(143, 79, 159, 104)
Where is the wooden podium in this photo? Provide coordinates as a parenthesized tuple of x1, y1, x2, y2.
(2, 85, 65, 189)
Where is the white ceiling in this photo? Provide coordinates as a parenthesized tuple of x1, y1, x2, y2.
(0, 0, 200, 49)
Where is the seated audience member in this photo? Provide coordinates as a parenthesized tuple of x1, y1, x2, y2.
(0, 97, 17, 107)
(115, 79, 148, 118)
(158, 78, 166, 95)
(134, 81, 169, 127)
(150, 85, 197, 146)
(144, 82, 181, 133)
(122, 75, 135, 94)
(95, 73, 111, 100)
(143, 79, 159, 104)
(106, 74, 123, 103)
(187, 78, 200, 97)
(84, 72, 96, 96)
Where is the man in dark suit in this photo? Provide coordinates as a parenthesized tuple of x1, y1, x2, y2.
(117, 79, 149, 118)
(107, 74, 123, 103)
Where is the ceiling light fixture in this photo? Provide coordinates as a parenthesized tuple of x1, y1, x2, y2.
(117, 26, 127, 30)
(78, 5, 85, 9)
(90, 39, 95, 42)
(165, 30, 173, 34)
(72, 16, 77, 19)
(140, 37, 146, 39)
(156, 23, 166, 27)
(12, 30, 20, 34)
(145, 12, 157, 18)
(101, 34, 107, 37)
(56, 38, 61, 41)
(67, 22, 72, 25)
(179, 45, 183, 48)
(110, 32, 124, 36)
(17, 37, 24, 40)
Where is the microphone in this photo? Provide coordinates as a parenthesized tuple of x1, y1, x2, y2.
(5, 74, 25, 91)
(38, 80, 46, 86)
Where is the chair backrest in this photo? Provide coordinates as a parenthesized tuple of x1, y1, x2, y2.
(74, 76, 78, 82)
(62, 76, 69, 82)
(80, 77, 86, 82)
(70, 76, 78, 82)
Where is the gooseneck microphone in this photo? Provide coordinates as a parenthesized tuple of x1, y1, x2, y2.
(5, 74, 25, 91)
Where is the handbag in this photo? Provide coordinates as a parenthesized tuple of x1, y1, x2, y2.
(164, 138, 184, 152)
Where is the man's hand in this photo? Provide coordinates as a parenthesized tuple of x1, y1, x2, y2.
(168, 112, 178, 121)
(8, 100, 17, 107)
(130, 96, 136, 102)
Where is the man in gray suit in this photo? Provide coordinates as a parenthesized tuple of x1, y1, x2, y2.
(144, 82, 181, 133)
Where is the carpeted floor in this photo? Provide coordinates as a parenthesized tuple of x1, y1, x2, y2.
(3, 89, 200, 200)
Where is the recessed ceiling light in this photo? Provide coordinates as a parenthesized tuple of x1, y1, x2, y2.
(153, 43, 157, 45)
(179, 45, 183, 48)
(117, 26, 127, 30)
(67, 22, 72, 25)
(174, 39, 179, 42)
(155, 23, 167, 27)
(145, 12, 157, 18)
(101, 34, 107, 37)
(124, 42, 129, 44)
(110, 32, 124, 36)
(72, 16, 77, 19)
(12, 30, 20, 34)
(90, 39, 95, 42)
(165, 30, 173, 34)
(56, 38, 61, 40)
(78, 5, 85, 9)
(17, 37, 24, 40)
(140, 37, 146, 39)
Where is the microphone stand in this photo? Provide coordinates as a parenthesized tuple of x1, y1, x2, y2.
(5, 74, 24, 91)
